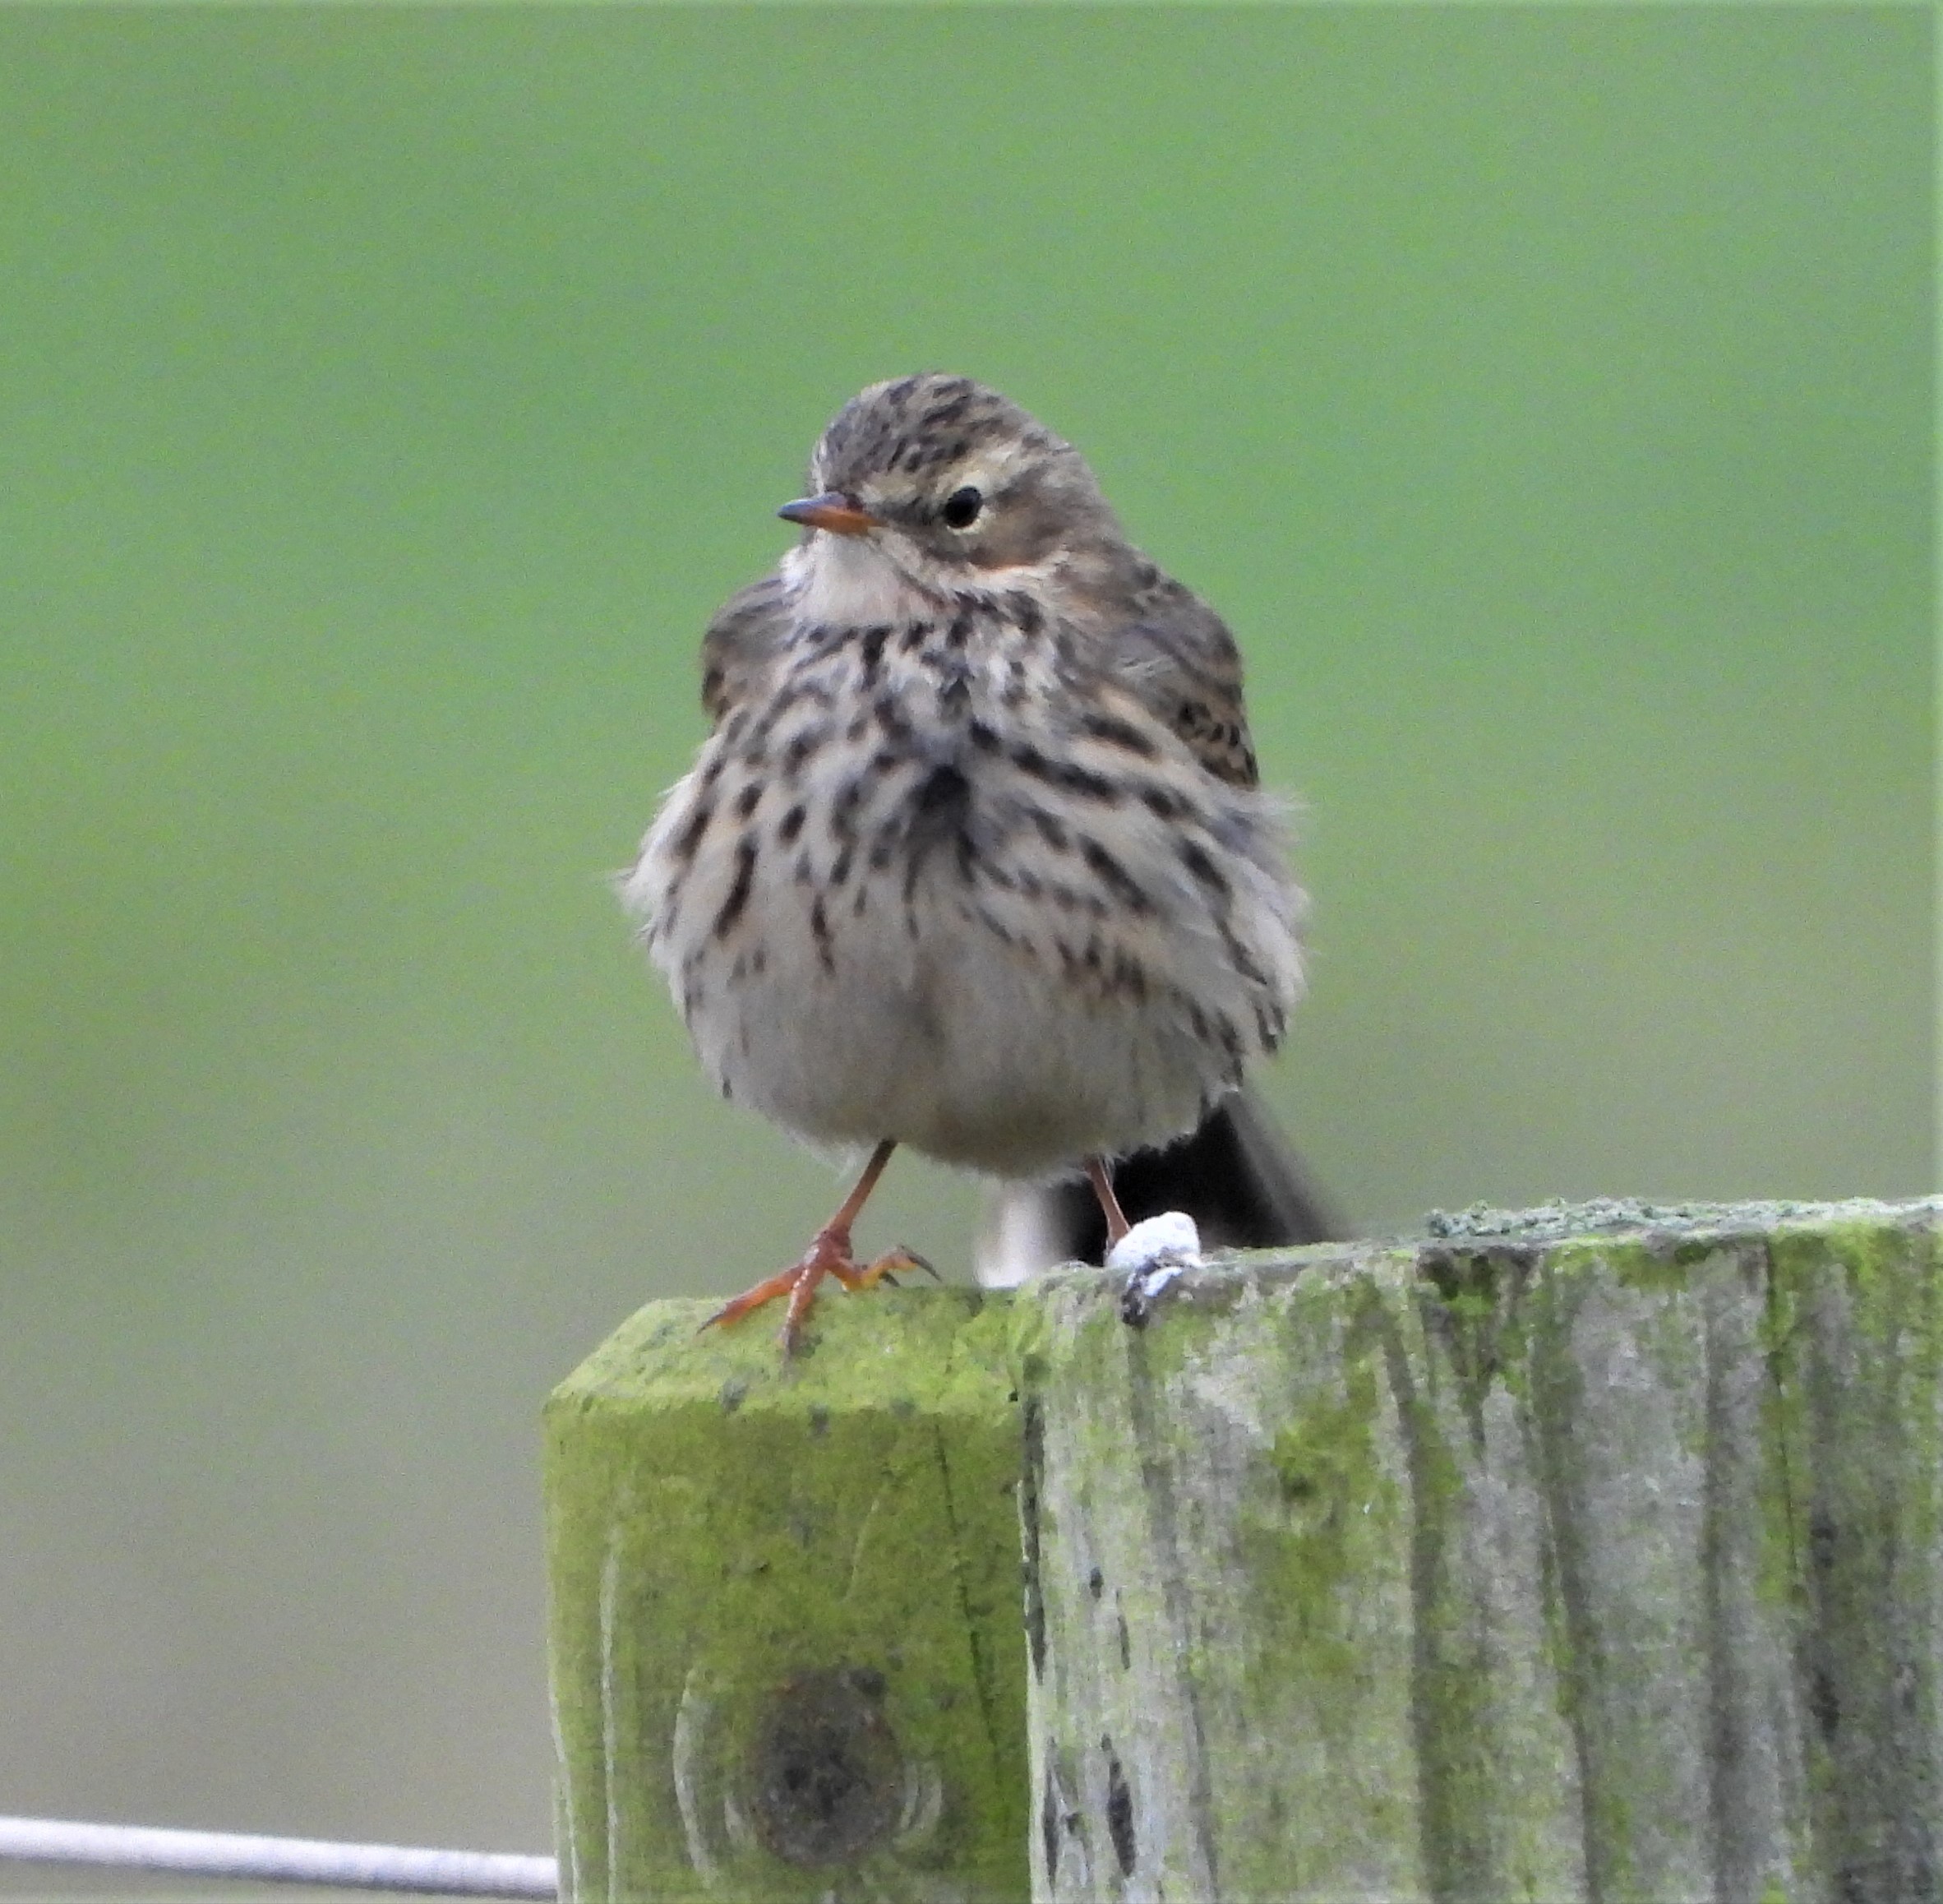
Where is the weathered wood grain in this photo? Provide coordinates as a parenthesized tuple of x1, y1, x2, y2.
(545, 1287, 1028, 1903)
(1018, 1199, 1943, 1904)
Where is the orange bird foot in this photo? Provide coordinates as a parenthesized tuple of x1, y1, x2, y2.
(702, 1225, 935, 1356)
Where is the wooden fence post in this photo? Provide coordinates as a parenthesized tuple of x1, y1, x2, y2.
(547, 1199, 1943, 1903)
(1018, 1199, 1943, 1903)
(545, 1287, 1028, 1902)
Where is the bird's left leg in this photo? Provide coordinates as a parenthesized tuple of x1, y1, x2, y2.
(1084, 1157, 1132, 1246)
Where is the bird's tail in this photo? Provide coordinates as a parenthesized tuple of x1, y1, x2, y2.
(974, 1087, 1341, 1286)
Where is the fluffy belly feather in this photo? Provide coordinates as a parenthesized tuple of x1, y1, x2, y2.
(623, 688, 1302, 1177)
(668, 880, 1223, 1176)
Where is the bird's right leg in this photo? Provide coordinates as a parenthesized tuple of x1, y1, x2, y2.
(702, 1139, 931, 1355)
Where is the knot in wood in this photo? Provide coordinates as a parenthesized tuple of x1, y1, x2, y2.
(745, 1667, 904, 1868)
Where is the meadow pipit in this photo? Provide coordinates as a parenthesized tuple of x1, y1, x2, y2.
(621, 375, 1317, 1348)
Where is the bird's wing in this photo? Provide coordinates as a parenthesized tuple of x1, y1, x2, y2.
(697, 571, 793, 725)
(1099, 574, 1261, 788)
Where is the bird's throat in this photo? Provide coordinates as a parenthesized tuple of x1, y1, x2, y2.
(787, 534, 941, 630)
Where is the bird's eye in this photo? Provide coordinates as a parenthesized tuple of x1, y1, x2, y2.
(940, 486, 983, 530)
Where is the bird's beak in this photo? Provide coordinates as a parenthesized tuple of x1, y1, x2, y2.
(778, 492, 881, 538)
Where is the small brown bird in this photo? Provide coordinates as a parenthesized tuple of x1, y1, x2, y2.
(621, 375, 1325, 1348)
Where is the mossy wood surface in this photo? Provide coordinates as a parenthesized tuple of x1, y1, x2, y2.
(547, 1199, 1943, 1904)
(1018, 1199, 1943, 1904)
(545, 1289, 1028, 1904)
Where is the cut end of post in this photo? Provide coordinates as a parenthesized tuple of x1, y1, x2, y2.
(544, 1282, 1029, 1904)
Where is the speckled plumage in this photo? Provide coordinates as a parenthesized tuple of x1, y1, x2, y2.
(624, 373, 1303, 1179)
(621, 376, 1308, 1342)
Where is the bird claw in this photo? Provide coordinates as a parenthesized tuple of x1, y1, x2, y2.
(838, 1245, 933, 1293)
(897, 1247, 942, 1283)
(701, 1234, 931, 1356)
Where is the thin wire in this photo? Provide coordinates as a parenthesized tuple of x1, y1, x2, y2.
(0, 1816, 557, 1898)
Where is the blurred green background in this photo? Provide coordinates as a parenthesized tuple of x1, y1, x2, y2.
(0, 2, 1931, 1877)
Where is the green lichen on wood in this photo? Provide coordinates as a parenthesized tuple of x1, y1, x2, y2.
(545, 1287, 1028, 1903)
(545, 1199, 1943, 1904)
(1762, 1214, 1943, 1900)
(1020, 1254, 1435, 1901)
(1016, 1199, 1943, 1904)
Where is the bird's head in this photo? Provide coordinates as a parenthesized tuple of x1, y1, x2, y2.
(778, 375, 1123, 603)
